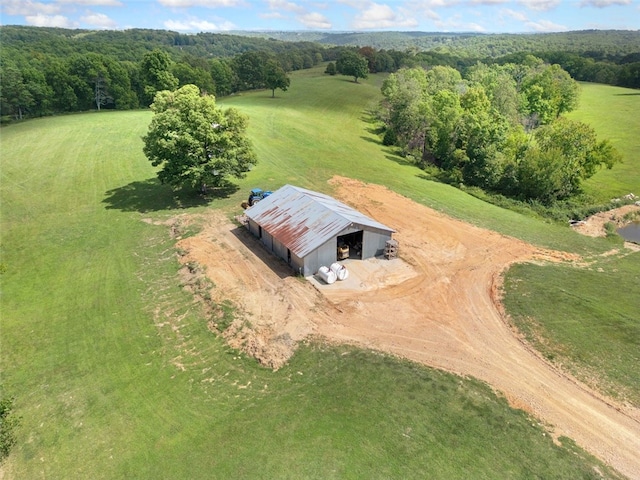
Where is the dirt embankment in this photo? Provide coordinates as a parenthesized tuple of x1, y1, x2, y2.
(571, 203, 640, 251)
(174, 176, 640, 479)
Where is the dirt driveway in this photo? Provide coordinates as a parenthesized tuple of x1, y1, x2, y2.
(176, 176, 640, 479)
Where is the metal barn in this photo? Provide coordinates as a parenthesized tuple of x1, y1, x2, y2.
(244, 185, 395, 276)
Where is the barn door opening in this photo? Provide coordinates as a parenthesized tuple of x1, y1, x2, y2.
(337, 231, 363, 260)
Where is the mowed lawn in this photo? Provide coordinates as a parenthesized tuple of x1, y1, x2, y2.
(0, 67, 632, 478)
(567, 82, 640, 202)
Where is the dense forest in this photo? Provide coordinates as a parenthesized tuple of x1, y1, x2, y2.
(0, 26, 340, 119)
(233, 29, 640, 58)
(378, 62, 621, 206)
(1, 26, 639, 122)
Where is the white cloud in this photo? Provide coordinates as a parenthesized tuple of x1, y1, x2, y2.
(264, 0, 330, 29)
(401, 0, 459, 17)
(518, 0, 561, 11)
(467, 22, 486, 31)
(57, 0, 123, 6)
(338, 0, 369, 8)
(351, 2, 418, 29)
(501, 7, 528, 21)
(298, 11, 331, 28)
(434, 14, 486, 32)
(260, 11, 287, 19)
(525, 18, 567, 31)
(81, 11, 118, 28)
(310, 1, 330, 9)
(2, 0, 61, 16)
(25, 13, 76, 27)
(580, 0, 631, 7)
(164, 18, 236, 30)
(266, 0, 305, 13)
(469, 0, 508, 5)
(410, 0, 458, 6)
(158, 0, 241, 8)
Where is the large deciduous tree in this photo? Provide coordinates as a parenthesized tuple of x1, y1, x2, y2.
(263, 59, 290, 98)
(209, 58, 235, 97)
(522, 63, 579, 126)
(140, 49, 179, 106)
(142, 84, 256, 193)
(523, 117, 621, 201)
(233, 51, 269, 91)
(0, 64, 34, 120)
(336, 50, 369, 83)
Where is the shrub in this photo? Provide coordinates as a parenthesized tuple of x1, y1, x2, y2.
(604, 221, 618, 237)
(0, 394, 19, 462)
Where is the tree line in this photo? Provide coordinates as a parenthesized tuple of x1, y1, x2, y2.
(2, 26, 638, 122)
(239, 29, 640, 59)
(0, 46, 322, 120)
(0, 25, 407, 120)
(240, 29, 640, 89)
(379, 59, 621, 205)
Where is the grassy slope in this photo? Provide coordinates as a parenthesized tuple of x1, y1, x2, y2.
(504, 83, 640, 405)
(0, 68, 631, 478)
(504, 255, 640, 404)
(567, 83, 640, 202)
(222, 70, 617, 255)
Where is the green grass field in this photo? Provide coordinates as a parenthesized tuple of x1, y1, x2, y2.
(0, 66, 635, 478)
(567, 82, 640, 202)
(504, 254, 640, 405)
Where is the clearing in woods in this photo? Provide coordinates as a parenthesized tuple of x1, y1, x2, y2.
(176, 176, 640, 480)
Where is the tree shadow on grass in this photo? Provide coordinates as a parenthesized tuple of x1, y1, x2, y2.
(360, 135, 382, 145)
(386, 154, 414, 167)
(102, 177, 239, 213)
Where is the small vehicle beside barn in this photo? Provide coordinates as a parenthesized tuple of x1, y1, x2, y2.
(247, 188, 272, 207)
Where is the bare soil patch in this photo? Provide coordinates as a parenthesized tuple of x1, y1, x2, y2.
(174, 176, 640, 479)
(571, 203, 640, 252)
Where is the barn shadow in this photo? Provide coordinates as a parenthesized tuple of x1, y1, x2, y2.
(229, 223, 293, 280)
(102, 177, 238, 213)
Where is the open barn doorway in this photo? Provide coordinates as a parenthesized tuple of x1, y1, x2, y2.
(337, 231, 363, 260)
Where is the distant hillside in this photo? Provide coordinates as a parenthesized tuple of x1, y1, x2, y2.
(230, 30, 640, 59)
(0, 25, 324, 62)
(3, 26, 639, 62)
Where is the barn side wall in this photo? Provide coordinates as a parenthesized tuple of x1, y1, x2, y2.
(272, 237, 288, 261)
(247, 219, 260, 237)
(247, 220, 303, 273)
(302, 239, 338, 277)
(362, 228, 393, 258)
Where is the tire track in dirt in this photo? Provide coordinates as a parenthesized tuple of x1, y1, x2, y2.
(176, 176, 640, 479)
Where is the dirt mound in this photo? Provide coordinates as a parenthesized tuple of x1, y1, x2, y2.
(174, 176, 640, 479)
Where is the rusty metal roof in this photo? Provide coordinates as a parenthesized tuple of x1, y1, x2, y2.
(245, 185, 394, 258)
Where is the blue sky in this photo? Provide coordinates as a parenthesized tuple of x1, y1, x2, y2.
(1, 0, 639, 33)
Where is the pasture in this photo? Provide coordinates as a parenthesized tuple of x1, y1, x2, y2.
(567, 82, 640, 202)
(0, 66, 636, 478)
